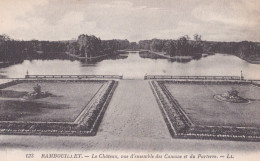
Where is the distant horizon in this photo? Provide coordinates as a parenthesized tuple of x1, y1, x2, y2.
(1, 0, 260, 42)
(3, 34, 260, 43)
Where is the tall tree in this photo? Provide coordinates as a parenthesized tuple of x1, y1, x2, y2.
(193, 34, 202, 41)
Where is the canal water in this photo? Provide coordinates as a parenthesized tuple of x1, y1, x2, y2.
(0, 52, 259, 79)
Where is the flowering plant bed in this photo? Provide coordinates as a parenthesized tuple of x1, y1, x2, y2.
(150, 80, 260, 141)
(0, 79, 118, 136)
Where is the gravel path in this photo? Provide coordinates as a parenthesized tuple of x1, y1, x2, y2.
(97, 80, 171, 139)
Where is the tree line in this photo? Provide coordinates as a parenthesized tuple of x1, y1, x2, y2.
(201, 40, 260, 60)
(139, 34, 203, 57)
(138, 34, 260, 60)
(67, 34, 130, 58)
(0, 34, 132, 62)
(1, 33, 260, 62)
(0, 34, 67, 62)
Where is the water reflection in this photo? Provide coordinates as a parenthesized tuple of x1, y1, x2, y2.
(0, 52, 259, 79)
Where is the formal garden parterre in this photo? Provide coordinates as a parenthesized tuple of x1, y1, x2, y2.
(150, 80, 260, 141)
(0, 79, 118, 136)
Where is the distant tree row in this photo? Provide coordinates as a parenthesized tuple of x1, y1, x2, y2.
(67, 34, 131, 58)
(0, 34, 67, 62)
(0, 34, 132, 61)
(139, 34, 203, 57)
(201, 41, 260, 59)
(138, 34, 260, 59)
(1, 33, 260, 62)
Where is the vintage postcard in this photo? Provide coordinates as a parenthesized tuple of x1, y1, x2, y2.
(0, 0, 260, 161)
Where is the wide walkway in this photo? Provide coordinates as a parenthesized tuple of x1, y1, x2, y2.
(97, 80, 171, 139)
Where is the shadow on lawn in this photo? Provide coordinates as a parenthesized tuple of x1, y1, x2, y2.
(0, 100, 69, 121)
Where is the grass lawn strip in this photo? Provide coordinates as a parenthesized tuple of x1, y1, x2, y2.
(1, 81, 104, 122)
(0, 80, 118, 136)
(150, 80, 260, 141)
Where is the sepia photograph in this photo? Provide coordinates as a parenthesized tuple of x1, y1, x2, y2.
(0, 0, 260, 160)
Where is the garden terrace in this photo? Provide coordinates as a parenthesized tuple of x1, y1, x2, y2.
(0, 79, 118, 136)
(150, 80, 260, 141)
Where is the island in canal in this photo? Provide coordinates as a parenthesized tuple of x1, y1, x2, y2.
(0, 33, 260, 65)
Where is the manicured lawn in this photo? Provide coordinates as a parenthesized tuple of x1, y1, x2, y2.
(0, 82, 103, 122)
(164, 83, 260, 127)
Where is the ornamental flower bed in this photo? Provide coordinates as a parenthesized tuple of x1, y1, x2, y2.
(77, 81, 118, 135)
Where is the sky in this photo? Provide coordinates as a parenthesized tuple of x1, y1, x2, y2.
(0, 0, 260, 42)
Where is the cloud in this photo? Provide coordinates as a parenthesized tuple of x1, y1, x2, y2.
(192, 0, 259, 27)
(0, 0, 47, 33)
(0, 0, 259, 42)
